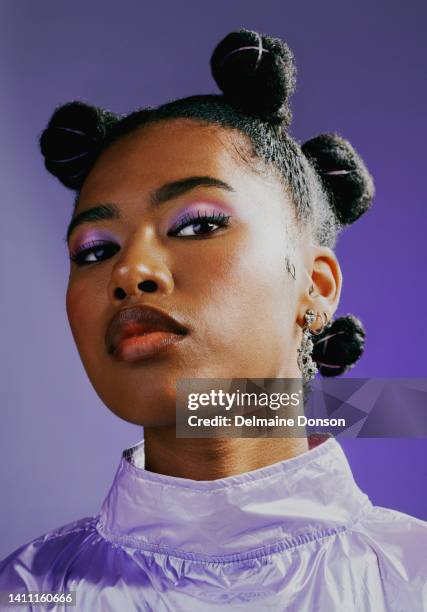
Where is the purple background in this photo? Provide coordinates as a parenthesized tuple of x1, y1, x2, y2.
(1, 0, 426, 558)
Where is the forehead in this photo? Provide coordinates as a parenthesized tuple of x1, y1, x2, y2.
(78, 119, 257, 205)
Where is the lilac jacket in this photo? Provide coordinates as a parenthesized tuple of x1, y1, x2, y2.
(1, 436, 426, 611)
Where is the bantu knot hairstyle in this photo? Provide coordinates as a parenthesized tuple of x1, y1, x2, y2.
(39, 28, 375, 378)
(210, 29, 296, 126)
(298, 133, 373, 376)
(312, 315, 366, 377)
(302, 133, 375, 226)
(39, 101, 119, 190)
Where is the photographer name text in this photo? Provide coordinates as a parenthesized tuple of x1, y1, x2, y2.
(187, 415, 346, 428)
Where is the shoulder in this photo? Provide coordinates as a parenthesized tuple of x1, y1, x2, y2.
(349, 504, 427, 605)
(354, 503, 427, 551)
(0, 515, 99, 590)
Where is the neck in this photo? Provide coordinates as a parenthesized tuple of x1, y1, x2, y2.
(143, 427, 309, 480)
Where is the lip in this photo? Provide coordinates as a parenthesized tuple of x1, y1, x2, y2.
(105, 304, 188, 363)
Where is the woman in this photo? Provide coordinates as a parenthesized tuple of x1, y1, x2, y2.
(0, 29, 425, 611)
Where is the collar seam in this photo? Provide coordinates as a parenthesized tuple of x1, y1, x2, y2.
(95, 498, 372, 564)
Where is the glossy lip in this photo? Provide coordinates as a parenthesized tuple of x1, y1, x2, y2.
(105, 304, 188, 363)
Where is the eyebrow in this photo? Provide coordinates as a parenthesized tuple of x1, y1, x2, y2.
(65, 175, 234, 243)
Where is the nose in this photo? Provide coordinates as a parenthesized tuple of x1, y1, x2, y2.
(107, 227, 174, 303)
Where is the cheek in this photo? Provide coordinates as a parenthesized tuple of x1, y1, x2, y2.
(66, 282, 86, 347)
(178, 228, 293, 348)
(66, 277, 103, 350)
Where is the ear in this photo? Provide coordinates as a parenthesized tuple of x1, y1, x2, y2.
(297, 245, 342, 331)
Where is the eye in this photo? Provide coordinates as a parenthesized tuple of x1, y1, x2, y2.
(168, 211, 231, 238)
(70, 240, 120, 266)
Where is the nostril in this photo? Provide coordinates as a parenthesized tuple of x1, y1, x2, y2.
(114, 287, 127, 300)
(138, 280, 157, 293)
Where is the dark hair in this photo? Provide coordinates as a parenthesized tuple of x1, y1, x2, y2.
(39, 29, 374, 378)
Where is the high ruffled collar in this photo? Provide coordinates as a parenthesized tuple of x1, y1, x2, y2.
(96, 435, 371, 561)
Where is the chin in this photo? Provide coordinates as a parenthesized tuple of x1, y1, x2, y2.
(111, 410, 175, 428)
(96, 382, 177, 427)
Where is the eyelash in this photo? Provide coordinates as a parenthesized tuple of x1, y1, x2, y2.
(69, 240, 120, 267)
(70, 211, 231, 266)
(167, 210, 231, 237)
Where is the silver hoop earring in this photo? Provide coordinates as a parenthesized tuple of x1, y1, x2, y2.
(297, 310, 327, 381)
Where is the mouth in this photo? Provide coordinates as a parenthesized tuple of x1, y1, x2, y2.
(105, 304, 188, 363)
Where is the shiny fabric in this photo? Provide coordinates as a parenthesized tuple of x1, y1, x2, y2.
(1, 436, 426, 611)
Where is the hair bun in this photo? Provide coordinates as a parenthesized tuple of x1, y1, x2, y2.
(312, 314, 366, 377)
(39, 101, 119, 190)
(301, 133, 375, 225)
(210, 29, 296, 126)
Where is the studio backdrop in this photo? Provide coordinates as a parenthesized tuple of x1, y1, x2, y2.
(1, 0, 426, 559)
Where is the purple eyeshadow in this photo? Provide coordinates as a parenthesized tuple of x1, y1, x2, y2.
(169, 202, 233, 228)
(69, 229, 117, 255)
(69, 202, 233, 255)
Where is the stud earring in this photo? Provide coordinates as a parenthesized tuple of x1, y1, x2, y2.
(297, 310, 328, 381)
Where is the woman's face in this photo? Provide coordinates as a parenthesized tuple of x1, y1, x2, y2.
(66, 119, 313, 426)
